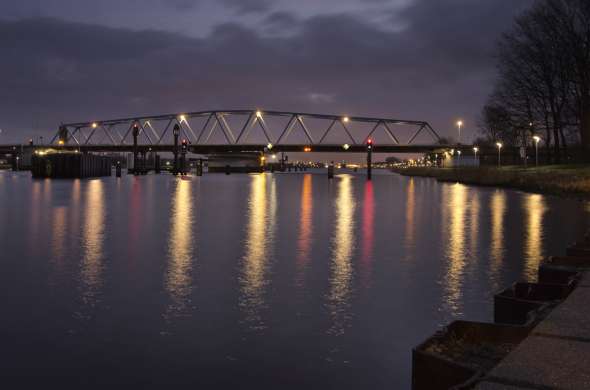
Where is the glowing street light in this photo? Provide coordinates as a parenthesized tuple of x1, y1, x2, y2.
(473, 146, 479, 162)
(533, 136, 541, 167)
(256, 110, 263, 118)
(457, 120, 463, 144)
(342, 116, 350, 123)
(457, 150, 462, 165)
(179, 115, 187, 122)
(271, 154, 277, 160)
(342, 143, 350, 151)
(92, 122, 98, 129)
(267, 143, 273, 150)
(496, 142, 503, 167)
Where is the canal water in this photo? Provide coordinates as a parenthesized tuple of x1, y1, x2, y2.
(0, 170, 588, 389)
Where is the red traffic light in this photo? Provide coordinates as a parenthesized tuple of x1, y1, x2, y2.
(366, 138, 373, 145)
(182, 139, 188, 145)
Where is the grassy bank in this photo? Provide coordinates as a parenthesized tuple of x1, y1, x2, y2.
(392, 165, 590, 199)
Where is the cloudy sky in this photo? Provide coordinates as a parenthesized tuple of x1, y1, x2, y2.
(0, 0, 534, 146)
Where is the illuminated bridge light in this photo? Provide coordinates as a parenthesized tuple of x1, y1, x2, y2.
(343, 144, 350, 150)
(342, 116, 350, 123)
(92, 123, 98, 129)
(256, 110, 263, 118)
(303, 147, 312, 152)
(267, 143, 273, 150)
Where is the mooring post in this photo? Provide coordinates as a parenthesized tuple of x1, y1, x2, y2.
(328, 161, 334, 179)
(172, 124, 180, 176)
(366, 138, 373, 181)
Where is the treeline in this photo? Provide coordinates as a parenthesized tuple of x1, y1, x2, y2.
(479, 0, 590, 163)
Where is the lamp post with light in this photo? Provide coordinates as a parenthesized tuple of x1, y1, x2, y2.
(533, 136, 541, 167)
(473, 146, 479, 164)
(496, 142, 503, 167)
(457, 120, 463, 144)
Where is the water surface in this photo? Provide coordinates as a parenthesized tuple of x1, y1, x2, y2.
(0, 170, 588, 389)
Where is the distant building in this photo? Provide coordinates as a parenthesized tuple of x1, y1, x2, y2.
(207, 153, 263, 173)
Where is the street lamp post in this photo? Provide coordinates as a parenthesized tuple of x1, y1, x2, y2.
(533, 136, 541, 167)
(457, 120, 463, 144)
(473, 147, 479, 164)
(457, 150, 462, 166)
(496, 142, 503, 167)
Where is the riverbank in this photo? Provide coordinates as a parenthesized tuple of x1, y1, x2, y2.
(393, 165, 590, 199)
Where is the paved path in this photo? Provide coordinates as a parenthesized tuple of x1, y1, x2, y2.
(475, 272, 590, 389)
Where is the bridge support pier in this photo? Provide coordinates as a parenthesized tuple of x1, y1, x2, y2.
(196, 159, 203, 176)
(155, 154, 161, 174)
(141, 150, 147, 175)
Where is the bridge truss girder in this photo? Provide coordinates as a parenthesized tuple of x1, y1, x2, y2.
(50, 109, 440, 148)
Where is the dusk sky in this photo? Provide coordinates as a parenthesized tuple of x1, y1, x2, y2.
(0, 0, 534, 145)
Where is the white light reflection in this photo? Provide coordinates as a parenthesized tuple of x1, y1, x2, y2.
(441, 183, 468, 317)
(326, 174, 355, 336)
(489, 190, 507, 288)
(404, 178, 416, 250)
(240, 174, 277, 331)
(523, 194, 546, 280)
(164, 179, 196, 323)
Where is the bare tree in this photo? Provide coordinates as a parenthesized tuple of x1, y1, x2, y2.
(485, 0, 589, 163)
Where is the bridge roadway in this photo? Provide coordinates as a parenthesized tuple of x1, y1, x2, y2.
(0, 143, 499, 155)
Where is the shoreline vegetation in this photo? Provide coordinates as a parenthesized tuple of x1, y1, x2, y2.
(392, 165, 590, 200)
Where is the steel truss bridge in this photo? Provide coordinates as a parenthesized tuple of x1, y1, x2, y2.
(46, 109, 448, 154)
(0, 109, 503, 155)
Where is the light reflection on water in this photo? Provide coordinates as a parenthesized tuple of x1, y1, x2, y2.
(296, 174, 313, 287)
(404, 178, 416, 251)
(79, 179, 105, 314)
(469, 191, 480, 256)
(523, 194, 546, 280)
(327, 174, 355, 336)
(164, 179, 195, 322)
(240, 174, 277, 330)
(490, 190, 507, 289)
(442, 183, 468, 316)
(360, 180, 374, 288)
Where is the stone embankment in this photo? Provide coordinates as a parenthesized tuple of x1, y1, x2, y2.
(412, 235, 590, 389)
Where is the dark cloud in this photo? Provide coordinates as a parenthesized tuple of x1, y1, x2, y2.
(163, 0, 202, 11)
(0, 0, 534, 149)
(220, 0, 273, 14)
